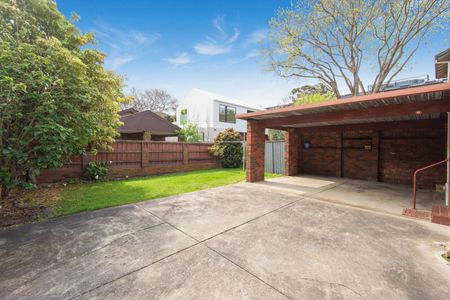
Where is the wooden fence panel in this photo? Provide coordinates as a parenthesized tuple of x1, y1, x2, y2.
(38, 141, 218, 184)
(187, 143, 215, 163)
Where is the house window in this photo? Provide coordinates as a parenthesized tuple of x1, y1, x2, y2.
(180, 109, 187, 125)
(219, 104, 236, 123)
(247, 110, 255, 113)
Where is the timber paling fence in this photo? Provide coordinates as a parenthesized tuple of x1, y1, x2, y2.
(38, 140, 219, 183)
(38, 140, 286, 183)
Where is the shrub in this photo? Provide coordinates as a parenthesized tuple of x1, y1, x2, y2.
(268, 129, 285, 141)
(209, 128, 243, 168)
(86, 161, 109, 181)
(177, 123, 202, 142)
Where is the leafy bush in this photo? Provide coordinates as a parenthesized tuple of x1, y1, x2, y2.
(177, 123, 202, 142)
(86, 161, 109, 181)
(209, 128, 243, 168)
(268, 129, 285, 141)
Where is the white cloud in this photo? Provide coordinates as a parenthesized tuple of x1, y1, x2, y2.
(228, 28, 240, 43)
(245, 29, 268, 46)
(245, 49, 261, 59)
(109, 55, 135, 70)
(164, 52, 193, 66)
(130, 31, 160, 45)
(194, 16, 239, 56)
(212, 15, 226, 36)
(194, 42, 231, 55)
(91, 20, 160, 70)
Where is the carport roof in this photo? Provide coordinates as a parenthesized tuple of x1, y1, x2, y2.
(237, 82, 450, 128)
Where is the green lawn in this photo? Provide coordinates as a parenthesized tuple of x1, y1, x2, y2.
(56, 168, 280, 216)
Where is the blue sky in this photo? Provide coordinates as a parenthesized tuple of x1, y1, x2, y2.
(57, 0, 448, 107)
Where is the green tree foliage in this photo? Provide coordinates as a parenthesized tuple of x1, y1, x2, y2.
(266, 0, 449, 97)
(289, 83, 335, 105)
(290, 83, 331, 99)
(209, 128, 243, 168)
(295, 92, 335, 105)
(268, 129, 285, 141)
(177, 123, 202, 142)
(0, 0, 127, 197)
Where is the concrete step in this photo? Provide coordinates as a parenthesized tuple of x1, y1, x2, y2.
(431, 205, 450, 226)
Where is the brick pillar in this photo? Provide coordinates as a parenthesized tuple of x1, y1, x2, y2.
(284, 128, 299, 176)
(335, 131, 343, 177)
(447, 113, 450, 206)
(246, 120, 265, 182)
(372, 131, 381, 182)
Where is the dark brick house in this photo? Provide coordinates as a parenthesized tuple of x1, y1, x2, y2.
(118, 109, 180, 141)
(238, 82, 450, 208)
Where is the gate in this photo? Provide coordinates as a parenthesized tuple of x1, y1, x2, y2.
(264, 141, 285, 174)
(242, 141, 285, 174)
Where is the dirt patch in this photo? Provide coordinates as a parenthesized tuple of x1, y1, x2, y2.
(0, 186, 64, 228)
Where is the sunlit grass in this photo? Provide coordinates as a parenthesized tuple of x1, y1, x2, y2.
(56, 168, 280, 216)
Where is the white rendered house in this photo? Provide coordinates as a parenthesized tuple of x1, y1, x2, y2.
(176, 88, 264, 142)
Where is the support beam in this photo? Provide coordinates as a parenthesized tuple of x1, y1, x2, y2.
(295, 119, 444, 134)
(447, 113, 450, 206)
(260, 99, 450, 128)
(246, 120, 265, 182)
(284, 128, 299, 176)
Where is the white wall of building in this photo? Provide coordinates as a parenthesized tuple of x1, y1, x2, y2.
(176, 88, 264, 142)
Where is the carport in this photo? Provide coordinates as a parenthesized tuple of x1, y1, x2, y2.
(238, 83, 450, 220)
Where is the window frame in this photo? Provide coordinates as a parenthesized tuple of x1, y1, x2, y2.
(219, 104, 237, 124)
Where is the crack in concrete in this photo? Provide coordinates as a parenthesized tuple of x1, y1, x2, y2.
(138, 204, 293, 300)
(70, 242, 200, 299)
(6, 221, 165, 297)
(71, 200, 304, 299)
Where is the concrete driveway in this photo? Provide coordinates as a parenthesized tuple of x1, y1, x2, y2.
(1, 178, 450, 299)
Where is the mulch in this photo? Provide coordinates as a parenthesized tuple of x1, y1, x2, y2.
(0, 186, 63, 228)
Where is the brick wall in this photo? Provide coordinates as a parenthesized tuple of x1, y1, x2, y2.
(380, 128, 445, 186)
(38, 141, 219, 184)
(298, 120, 446, 187)
(300, 132, 339, 176)
(246, 120, 265, 182)
(284, 128, 299, 176)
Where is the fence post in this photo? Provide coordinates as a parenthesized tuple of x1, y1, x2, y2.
(141, 141, 144, 168)
(81, 154, 90, 171)
(183, 143, 189, 165)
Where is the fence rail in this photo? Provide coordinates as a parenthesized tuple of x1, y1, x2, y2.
(38, 140, 219, 183)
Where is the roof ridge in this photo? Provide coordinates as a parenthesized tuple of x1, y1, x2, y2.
(188, 88, 263, 110)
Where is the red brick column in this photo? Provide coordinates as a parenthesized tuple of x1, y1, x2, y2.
(284, 128, 299, 176)
(246, 120, 265, 182)
(335, 131, 343, 177)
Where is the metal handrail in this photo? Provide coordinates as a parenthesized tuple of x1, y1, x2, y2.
(412, 158, 450, 209)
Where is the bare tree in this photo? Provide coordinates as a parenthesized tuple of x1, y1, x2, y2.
(123, 88, 178, 113)
(265, 0, 449, 97)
